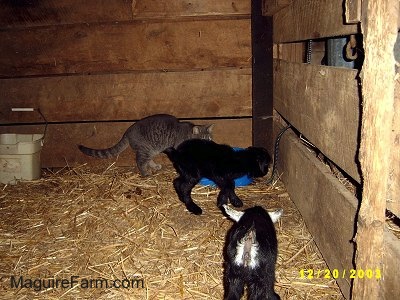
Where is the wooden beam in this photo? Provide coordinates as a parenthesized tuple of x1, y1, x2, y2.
(1, 68, 251, 123)
(387, 74, 400, 216)
(274, 60, 360, 182)
(353, 0, 398, 298)
(273, 0, 358, 43)
(262, 0, 292, 16)
(383, 230, 400, 299)
(276, 125, 357, 299)
(252, 0, 274, 151)
(0, 19, 250, 77)
(0, 0, 250, 28)
(0, 119, 252, 168)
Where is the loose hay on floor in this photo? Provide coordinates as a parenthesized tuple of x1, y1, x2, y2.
(0, 164, 344, 299)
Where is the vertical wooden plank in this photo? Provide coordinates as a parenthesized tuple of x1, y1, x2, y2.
(387, 52, 400, 215)
(353, 0, 398, 298)
(252, 0, 274, 151)
(276, 125, 356, 299)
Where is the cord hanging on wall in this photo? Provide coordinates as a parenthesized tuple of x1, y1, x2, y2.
(11, 108, 48, 145)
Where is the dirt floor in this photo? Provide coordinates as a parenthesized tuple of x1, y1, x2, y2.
(0, 163, 344, 299)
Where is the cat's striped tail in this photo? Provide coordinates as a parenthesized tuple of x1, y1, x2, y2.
(78, 136, 129, 158)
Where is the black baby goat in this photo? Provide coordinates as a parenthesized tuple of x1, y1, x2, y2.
(163, 139, 271, 215)
(223, 204, 282, 300)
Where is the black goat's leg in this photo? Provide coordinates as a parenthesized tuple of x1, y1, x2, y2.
(215, 179, 243, 208)
(173, 176, 202, 215)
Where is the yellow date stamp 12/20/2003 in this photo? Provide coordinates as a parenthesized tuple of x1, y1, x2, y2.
(299, 268, 382, 280)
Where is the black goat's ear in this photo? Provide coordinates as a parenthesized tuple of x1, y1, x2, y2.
(222, 204, 244, 222)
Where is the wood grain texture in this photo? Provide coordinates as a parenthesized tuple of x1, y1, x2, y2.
(1, 68, 252, 123)
(387, 76, 400, 216)
(0, 119, 252, 168)
(276, 125, 357, 299)
(353, 0, 398, 298)
(345, 0, 362, 23)
(0, 19, 251, 78)
(252, 0, 274, 151)
(0, 0, 250, 28)
(273, 0, 358, 43)
(383, 230, 400, 300)
(273, 43, 304, 62)
(262, 0, 292, 16)
(273, 60, 361, 182)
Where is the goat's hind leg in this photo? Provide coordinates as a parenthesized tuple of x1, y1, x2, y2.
(215, 179, 243, 208)
(173, 176, 202, 215)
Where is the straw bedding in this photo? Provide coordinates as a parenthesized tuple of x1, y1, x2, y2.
(0, 163, 344, 299)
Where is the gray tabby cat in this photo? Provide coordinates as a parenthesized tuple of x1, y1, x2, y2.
(78, 114, 213, 176)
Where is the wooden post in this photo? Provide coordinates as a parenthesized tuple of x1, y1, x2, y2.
(353, 0, 398, 298)
(252, 0, 274, 151)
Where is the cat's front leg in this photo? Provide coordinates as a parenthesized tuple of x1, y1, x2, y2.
(149, 159, 162, 171)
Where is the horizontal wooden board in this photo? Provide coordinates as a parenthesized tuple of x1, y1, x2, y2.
(276, 125, 357, 299)
(0, 19, 251, 78)
(0, 118, 252, 168)
(1, 68, 252, 123)
(273, 42, 304, 62)
(0, 0, 250, 28)
(273, 0, 358, 43)
(274, 60, 360, 182)
(131, 0, 250, 19)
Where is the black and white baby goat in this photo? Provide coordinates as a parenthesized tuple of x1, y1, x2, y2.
(222, 205, 282, 300)
(163, 139, 271, 215)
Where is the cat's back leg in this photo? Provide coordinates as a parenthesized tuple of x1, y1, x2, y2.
(135, 150, 153, 176)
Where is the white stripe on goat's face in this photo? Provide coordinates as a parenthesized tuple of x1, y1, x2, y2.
(234, 228, 259, 269)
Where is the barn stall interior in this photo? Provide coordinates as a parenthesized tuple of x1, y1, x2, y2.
(0, 0, 399, 299)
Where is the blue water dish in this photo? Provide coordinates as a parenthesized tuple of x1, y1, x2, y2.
(198, 147, 253, 187)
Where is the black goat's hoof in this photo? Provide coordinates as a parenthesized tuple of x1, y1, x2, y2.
(231, 198, 243, 207)
(187, 203, 203, 215)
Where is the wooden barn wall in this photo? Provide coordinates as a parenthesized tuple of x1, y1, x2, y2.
(268, 0, 400, 299)
(275, 125, 357, 298)
(0, 0, 252, 168)
(273, 61, 361, 182)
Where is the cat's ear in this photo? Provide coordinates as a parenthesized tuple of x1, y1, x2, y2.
(206, 124, 214, 133)
(192, 126, 200, 135)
